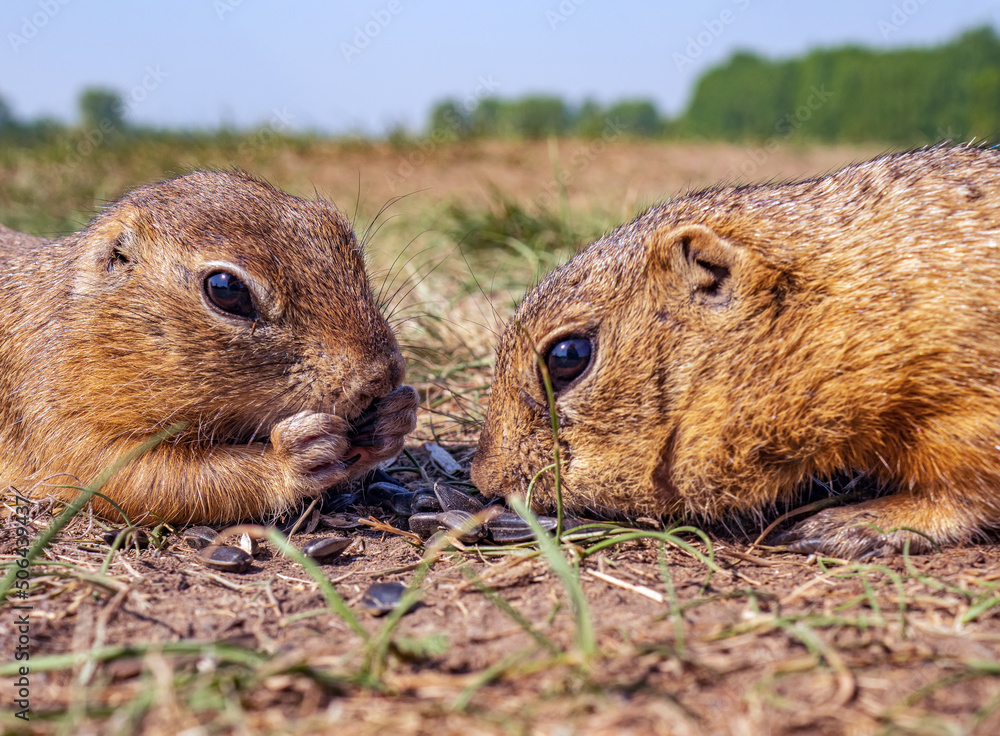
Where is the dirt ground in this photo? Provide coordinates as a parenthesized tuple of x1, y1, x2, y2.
(5, 437, 1000, 736)
(4, 140, 999, 735)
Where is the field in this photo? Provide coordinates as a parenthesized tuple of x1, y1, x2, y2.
(4, 136, 1000, 736)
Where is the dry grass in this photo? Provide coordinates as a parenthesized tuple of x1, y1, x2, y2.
(4, 136, 999, 736)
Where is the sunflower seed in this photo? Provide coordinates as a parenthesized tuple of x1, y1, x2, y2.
(408, 512, 443, 538)
(182, 526, 218, 550)
(438, 510, 486, 543)
(302, 535, 352, 561)
(410, 488, 441, 514)
(360, 581, 408, 616)
(433, 483, 485, 514)
(202, 545, 253, 573)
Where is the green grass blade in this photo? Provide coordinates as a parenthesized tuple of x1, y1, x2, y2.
(509, 495, 595, 658)
(264, 527, 368, 641)
(454, 556, 560, 655)
(0, 423, 184, 603)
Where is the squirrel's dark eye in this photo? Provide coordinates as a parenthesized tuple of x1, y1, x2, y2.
(204, 271, 256, 319)
(544, 337, 592, 392)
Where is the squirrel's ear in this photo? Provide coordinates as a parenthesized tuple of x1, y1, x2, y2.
(77, 206, 147, 287)
(645, 224, 740, 307)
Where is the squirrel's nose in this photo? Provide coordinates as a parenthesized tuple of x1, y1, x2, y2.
(470, 424, 502, 497)
(349, 347, 405, 409)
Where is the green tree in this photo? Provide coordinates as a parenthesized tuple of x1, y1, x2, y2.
(428, 99, 471, 140)
(575, 99, 607, 137)
(509, 96, 570, 138)
(679, 25, 1000, 145)
(605, 99, 663, 137)
(78, 87, 125, 132)
(470, 97, 504, 137)
(0, 93, 13, 130)
(969, 67, 1000, 139)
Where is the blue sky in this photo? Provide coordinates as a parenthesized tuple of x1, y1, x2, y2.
(2, 0, 998, 134)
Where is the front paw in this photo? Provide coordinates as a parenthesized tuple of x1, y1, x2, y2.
(270, 411, 354, 494)
(348, 385, 419, 468)
(770, 503, 937, 559)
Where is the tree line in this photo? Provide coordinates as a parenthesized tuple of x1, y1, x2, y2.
(0, 88, 132, 145)
(426, 26, 1000, 145)
(2, 25, 998, 146)
(425, 96, 666, 140)
(680, 26, 1000, 145)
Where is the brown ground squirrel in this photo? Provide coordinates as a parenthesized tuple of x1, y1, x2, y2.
(0, 171, 418, 525)
(472, 145, 1000, 558)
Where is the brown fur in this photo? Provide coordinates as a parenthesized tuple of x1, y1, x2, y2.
(0, 171, 418, 525)
(471, 145, 1000, 558)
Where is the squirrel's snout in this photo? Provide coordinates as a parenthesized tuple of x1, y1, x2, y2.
(348, 347, 406, 409)
(470, 424, 505, 498)
(469, 453, 492, 495)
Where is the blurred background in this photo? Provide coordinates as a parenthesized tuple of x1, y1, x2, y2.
(2, 0, 999, 420)
(4, 0, 999, 137)
(3, 0, 999, 229)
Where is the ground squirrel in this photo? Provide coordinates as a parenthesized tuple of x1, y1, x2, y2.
(472, 145, 1000, 558)
(0, 171, 418, 525)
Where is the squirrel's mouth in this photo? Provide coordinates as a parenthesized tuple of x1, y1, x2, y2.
(343, 396, 383, 466)
(346, 396, 380, 446)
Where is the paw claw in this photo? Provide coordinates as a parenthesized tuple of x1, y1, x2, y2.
(270, 385, 418, 496)
(768, 528, 826, 554)
(767, 503, 936, 559)
(349, 385, 417, 465)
